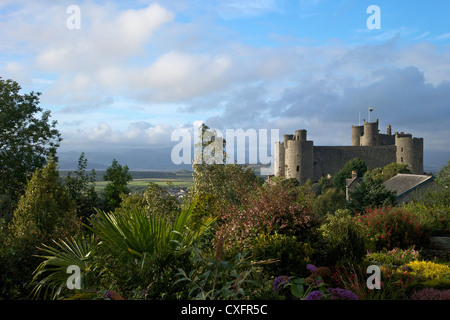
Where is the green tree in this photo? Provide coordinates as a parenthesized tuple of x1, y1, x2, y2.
(102, 159, 132, 212)
(0, 78, 61, 214)
(333, 158, 368, 191)
(9, 158, 79, 239)
(348, 172, 396, 213)
(436, 159, 450, 187)
(371, 162, 411, 182)
(190, 123, 263, 208)
(316, 176, 332, 195)
(312, 187, 346, 217)
(64, 152, 98, 221)
(116, 182, 180, 222)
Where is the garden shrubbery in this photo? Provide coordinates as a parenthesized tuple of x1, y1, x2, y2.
(1, 155, 450, 301)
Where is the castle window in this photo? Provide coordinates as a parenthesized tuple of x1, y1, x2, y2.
(401, 147, 404, 152)
(296, 166, 299, 172)
(401, 157, 403, 163)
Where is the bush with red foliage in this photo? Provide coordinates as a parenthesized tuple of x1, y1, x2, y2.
(356, 207, 431, 251)
(213, 179, 318, 255)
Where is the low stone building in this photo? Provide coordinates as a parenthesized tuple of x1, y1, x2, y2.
(345, 170, 361, 201)
(383, 173, 435, 204)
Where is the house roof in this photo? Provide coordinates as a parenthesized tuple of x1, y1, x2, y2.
(383, 174, 434, 199)
(346, 177, 361, 188)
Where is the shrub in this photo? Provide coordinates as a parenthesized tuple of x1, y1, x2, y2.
(319, 209, 370, 264)
(403, 261, 450, 280)
(402, 200, 450, 232)
(329, 263, 416, 300)
(9, 159, 79, 240)
(356, 207, 431, 251)
(175, 249, 261, 300)
(409, 287, 450, 300)
(251, 232, 314, 277)
(311, 187, 346, 217)
(348, 172, 396, 213)
(365, 247, 420, 266)
(213, 180, 317, 256)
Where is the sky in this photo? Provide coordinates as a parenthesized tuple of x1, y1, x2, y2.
(1, 0, 449, 171)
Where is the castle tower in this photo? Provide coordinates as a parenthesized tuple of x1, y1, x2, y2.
(361, 119, 379, 146)
(285, 130, 313, 184)
(351, 125, 364, 146)
(274, 141, 285, 177)
(395, 133, 424, 174)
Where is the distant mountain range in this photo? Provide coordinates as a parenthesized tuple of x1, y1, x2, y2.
(56, 147, 448, 174)
(57, 147, 192, 171)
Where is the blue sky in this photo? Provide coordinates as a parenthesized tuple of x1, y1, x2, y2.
(1, 0, 449, 170)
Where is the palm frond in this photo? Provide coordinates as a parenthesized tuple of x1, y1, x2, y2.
(31, 234, 96, 299)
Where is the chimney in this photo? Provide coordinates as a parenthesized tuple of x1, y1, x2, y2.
(351, 170, 357, 179)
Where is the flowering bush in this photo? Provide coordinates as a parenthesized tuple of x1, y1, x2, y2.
(277, 264, 358, 300)
(365, 247, 420, 266)
(329, 263, 419, 300)
(409, 287, 450, 300)
(356, 207, 431, 251)
(213, 180, 317, 256)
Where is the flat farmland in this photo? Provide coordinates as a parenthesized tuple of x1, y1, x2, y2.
(59, 170, 194, 193)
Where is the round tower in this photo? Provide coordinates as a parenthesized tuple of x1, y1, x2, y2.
(351, 125, 364, 146)
(395, 134, 424, 174)
(285, 138, 313, 184)
(361, 119, 379, 146)
(274, 142, 285, 177)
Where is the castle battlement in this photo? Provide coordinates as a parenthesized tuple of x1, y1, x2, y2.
(274, 119, 423, 184)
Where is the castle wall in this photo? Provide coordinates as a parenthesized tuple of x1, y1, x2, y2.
(312, 146, 397, 182)
(378, 133, 395, 146)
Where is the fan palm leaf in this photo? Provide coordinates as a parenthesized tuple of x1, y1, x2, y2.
(31, 234, 96, 299)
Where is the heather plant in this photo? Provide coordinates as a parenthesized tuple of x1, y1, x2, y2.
(409, 287, 450, 300)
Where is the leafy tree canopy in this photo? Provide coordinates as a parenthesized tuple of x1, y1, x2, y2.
(0, 78, 61, 201)
(102, 159, 132, 212)
(347, 171, 396, 213)
(333, 158, 368, 191)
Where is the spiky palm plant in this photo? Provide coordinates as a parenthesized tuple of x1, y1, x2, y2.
(88, 200, 216, 263)
(31, 234, 96, 299)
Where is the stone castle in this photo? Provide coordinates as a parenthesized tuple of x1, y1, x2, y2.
(273, 118, 423, 184)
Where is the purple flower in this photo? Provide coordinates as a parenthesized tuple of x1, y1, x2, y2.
(305, 291, 323, 300)
(105, 291, 112, 299)
(306, 264, 317, 273)
(328, 288, 359, 300)
(273, 275, 291, 291)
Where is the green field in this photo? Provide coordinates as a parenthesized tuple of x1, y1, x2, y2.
(93, 170, 194, 193)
